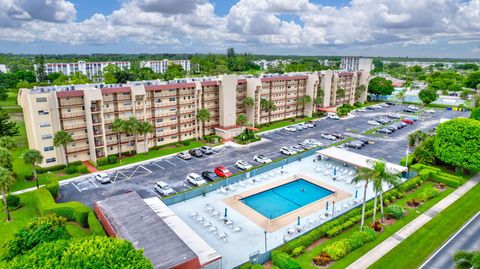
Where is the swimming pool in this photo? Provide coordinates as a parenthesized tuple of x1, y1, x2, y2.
(240, 179, 334, 219)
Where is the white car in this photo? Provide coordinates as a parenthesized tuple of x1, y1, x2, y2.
(306, 123, 314, 128)
(235, 160, 253, 170)
(321, 134, 337, 141)
(280, 147, 297, 156)
(387, 113, 400, 119)
(298, 123, 309, 129)
(327, 113, 340, 120)
(304, 139, 323, 147)
(177, 151, 192, 160)
(154, 181, 176, 196)
(367, 120, 381, 126)
(372, 104, 383, 109)
(356, 108, 367, 112)
(425, 109, 435, 114)
(95, 173, 110, 184)
(186, 173, 207, 186)
(254, 154, 272, 164)
(408, 105, 419, 110)
(380, 103, 389, 107)
(284, 126, 296, 132)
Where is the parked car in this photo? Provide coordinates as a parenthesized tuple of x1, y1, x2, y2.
(298, 123, 309, 129)
(376, 117, 391, 124)
(299, 142, 315, 149)
(386, 102, 396, 105)
(235, 160, 253, 170)
(321, 133, 337, 140)
(292, 144, 305, 152)
(384, 125, 397, 132)
(187, 173, 207, 186)
(397, 121, 408, 127)
(280, 147, 297, 155)
(304, 139, 323, 147)
(254, 154, 272, 164)
(378, 128, 393, 134)
(401, 119, 414, 124)
(366, 106, 376, 110)
(372, 104, 383, 109)
(214, 166, 233, 177)
(387, 113, 400, 119)
(367, 120, 381, 126)
(345, 141, 363, 149)
(305, 122, 314, 128)
(307, 120, 317, 127)
(356, 137, 372, 145)
(201, 171, 220, 181)
(284, 126, 296, 132)
(177, 151, 192, 160)
(294, 125, 304, 131)
(188, 149, 203, 158)
(403, 108, 416, 113)
(327, 112, 340, 120)
(379, 103, 389, 107)
(425, 109, 435, 114)
(407, 116, 418, 122)
(408, 105, 419, 110)
(95, 173, 110, 184)
(200, 146, 214, 155)
(356, 108, 367, 112)
(330, 133, 344, 139)
(154, 181, 176, 196)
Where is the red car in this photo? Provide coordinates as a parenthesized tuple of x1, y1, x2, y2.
(401, 119, 414, 125)
(214, 166, 233, 177)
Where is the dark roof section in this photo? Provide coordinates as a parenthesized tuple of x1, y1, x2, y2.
(96, 192, 199, 269)
(56, 90, 84, 97)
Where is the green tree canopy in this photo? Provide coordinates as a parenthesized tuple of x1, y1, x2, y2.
(368, 77, 394, 99)
(418, 88, 438, 105)
(434, 118, 480, 170)
(22, 149, 44, 189)
(464, 71, 480, 89)
(0, 167, 15, 222)
(236, 114, 248, 126)
(470, 107, 480, 121)
(163, 63, 185, 81)
(413, 136, 437, 165)
(0, 108, 19, 137)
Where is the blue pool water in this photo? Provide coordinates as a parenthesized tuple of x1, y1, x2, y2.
(241, 179, 334, 219)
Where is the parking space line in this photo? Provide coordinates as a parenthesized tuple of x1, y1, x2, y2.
(179, 158, 189, 164)
(88, 177, 98, 188)
(165, 159, 177, 166)
(71, 182, 82, 192)
(150, 162, 165, 170)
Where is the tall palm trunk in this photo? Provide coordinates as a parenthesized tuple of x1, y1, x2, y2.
(360, 181, 368, 230)
(117, 132, 122, 158)
(373, 192, 378, 222)
(2, 191, 10, 221)
(63, 146, 68, 164)
(380, 192, 385, 222)
(144, 133, 148, 154)
(32, 164, 39, 189)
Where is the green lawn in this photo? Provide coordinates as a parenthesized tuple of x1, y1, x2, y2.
(257, 116, 318, 133)
(65, 222, 91, 237)
(0, 91, 19, 107)
(294, 181, 453, 268)
(98, 141, 206, 170)
(369, 179, 480, 269)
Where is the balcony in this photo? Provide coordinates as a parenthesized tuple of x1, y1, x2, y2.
(63, 124, 87, 130)
(66, 146, 89, 154)
(59, 100, 84, 107)
(60, 112, 85, 119)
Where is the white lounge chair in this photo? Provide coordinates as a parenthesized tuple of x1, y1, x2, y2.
(190, 212, 199, 218)
(233, 226, 242, 232)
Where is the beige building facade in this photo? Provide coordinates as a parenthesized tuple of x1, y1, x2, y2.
(19, 71, 368, 167)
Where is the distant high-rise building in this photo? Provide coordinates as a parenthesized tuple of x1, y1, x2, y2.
(140, 60, 191, 73)
(34, 61, 131, 79)
(341, 57, 373, 73)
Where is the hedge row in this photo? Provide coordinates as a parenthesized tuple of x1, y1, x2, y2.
(36, 164, 66, 174)
(411, 164, 462, 188)
(271, 251, 301, 269)
(33, 188, 105, 235)
(322, 227, 376, 261)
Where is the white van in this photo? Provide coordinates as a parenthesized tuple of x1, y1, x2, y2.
(327, 112, 340, 120)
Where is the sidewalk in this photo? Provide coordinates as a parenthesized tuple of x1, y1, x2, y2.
(347, 174, 480, 269)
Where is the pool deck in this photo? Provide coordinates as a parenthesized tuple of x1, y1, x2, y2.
(223, 174, 351, 232)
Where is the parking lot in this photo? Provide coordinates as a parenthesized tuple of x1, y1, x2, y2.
(59, 103, 469, 206)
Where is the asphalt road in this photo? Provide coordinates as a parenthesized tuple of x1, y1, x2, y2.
(58, 104, 468, 206)
(421, 212, 480, 269)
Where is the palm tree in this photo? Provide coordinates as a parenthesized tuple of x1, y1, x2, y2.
(243, 96, 254, 107)
(0, 167, 15, 222)
(196, 108, 211, 138)
(22, 150, 44, 189)
(137, 121, 154, 153)
(123, 117, 139, 155)
(236, 113, 248, 133)
(260, 99, 276, 122)
(297, 95, 312, 108)
(0, 137, 16, 150)
(408, 130, 428, 147)
(53, 130, 73, 163)
(352, 166, 376, 230)
(371, 161, 402, 222)
(355, 85, 366, 101)
(396, 89, 407, 103)
(0, 148, 13, 170)
(111, 118, 125, 158)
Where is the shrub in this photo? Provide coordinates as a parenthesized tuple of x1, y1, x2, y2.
(77, 165, 89, 174)
(182, 140, 191, 146)
(291, 246, 305, 257)
(313, 253, 332, 266)
(65, 165, 78, 174)
(87, 211, 106, 236)
(400, 155, 414, 166)
(252, 265, 264, 269)
(3, 214, 70, 260)
(407, 198, 421, 207)
(6, 194, 20, 208)
(271, 251, 301, 269)
(370, 221, 383, 232)
(45, 181, 59, 199)
(67, 160, 82, 167)
(430, 173, 460, 188)
(107, 155, 118, 164)
(239, 262, 253, 269)
(36, 164, 66, 174)
(96, 157, 109, 166)
(323, 238, 350, 261)
(387, 205, 405, 219)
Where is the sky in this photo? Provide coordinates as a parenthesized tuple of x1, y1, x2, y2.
(0, 0, 479, 58)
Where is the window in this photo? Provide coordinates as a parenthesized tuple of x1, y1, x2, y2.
(46, 158, 56, 163)
(36, 97, 47, 103)
(38, 110, 49, 115)
(155, 99, 162, 103)
(125, 112, 132, 117)
(171, 135, 177, 139)
(169, 107, 176, 111)
(122, 92, 129, 95)
(157, 128, 164, 132)
(156, 119, 163, 123)
(169, 97, 176, 102)
(44, 146, 54, 152)
(40, 122, 51, 128)
(157, 138, 164, 142)
(124, 101, 131, 106)
(170, 126, 176, 130)
(42, 134, 53, 140)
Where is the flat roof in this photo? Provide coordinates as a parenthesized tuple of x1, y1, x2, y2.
(317, 147, 407, 173)
(96, 192, 199, 269)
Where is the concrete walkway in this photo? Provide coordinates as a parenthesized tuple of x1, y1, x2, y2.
(347, 174, 480, 269)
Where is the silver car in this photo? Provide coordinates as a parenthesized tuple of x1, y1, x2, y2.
(154, 181, 176, 196)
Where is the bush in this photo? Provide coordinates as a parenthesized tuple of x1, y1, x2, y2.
(36, 164, 66, 174)
(407, 198, 421, 207)
(323, 238, 350, 261)
(107, 155, 118, 164)
(387, 205, 405, 219)
(87, 211, 106, 236)
(313, 253, 332, 266)
(65, 165, 78, 175)
(239, 262, 253, 269)
(370, 221, 383, 232)
(45, 181, 59, 199)
(354, 102, 364, 108)
(400, 155, 414, 166)
(3, 214, 70, 260)
(77, 165, 89, 174)
(430, 173, 461, 188)
(6, 194, 20, 208)
(34, 188, 90, 228)
(96, 157, 109, 166)
(291, 246, 305, 257)
(182, 140, 191, 146)
(67, 160, 82, 167)
(252, 265, 264, 269)
(416, 186, 440, 202)
(271, 251, 301, 269)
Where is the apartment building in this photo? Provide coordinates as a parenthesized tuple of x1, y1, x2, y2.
(0, 64, 7, 73)
(18, 71, 368, 167)
(140, 59, 191, 73)
(341, 57, 373, 73)
(34, 61, 131, 79)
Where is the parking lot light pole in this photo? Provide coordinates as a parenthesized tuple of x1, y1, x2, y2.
(264, 231, 268, 252)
